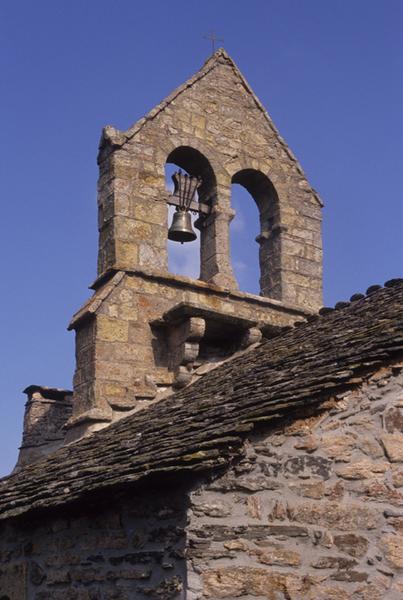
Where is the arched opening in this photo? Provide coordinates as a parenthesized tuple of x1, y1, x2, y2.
(230, 183, 260, 295)
(230, 169, 280, 298)
(165, 146, 216, 280)
(165, 162, 200, 278)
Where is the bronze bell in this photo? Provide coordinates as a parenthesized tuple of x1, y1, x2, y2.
(168, 209, 197, 243)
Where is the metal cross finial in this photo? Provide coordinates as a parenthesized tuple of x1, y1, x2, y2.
(203, 32, 224, 53)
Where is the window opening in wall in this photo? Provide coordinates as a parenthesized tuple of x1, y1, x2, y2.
(230, 182, 261, 295)
(165, 146, 217, 282)
(165, 162, 200, 279)
(231, 169, 279, 299)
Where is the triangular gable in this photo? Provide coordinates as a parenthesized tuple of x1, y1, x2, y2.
(100, 49, 322, 206)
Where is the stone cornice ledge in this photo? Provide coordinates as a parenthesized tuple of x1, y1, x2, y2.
(69, 268, 312, 330)
(92, 268, 312, 316)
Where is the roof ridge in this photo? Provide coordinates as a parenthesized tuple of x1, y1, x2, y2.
(318, 277, 403, 316)
(266, 278, 403, 339)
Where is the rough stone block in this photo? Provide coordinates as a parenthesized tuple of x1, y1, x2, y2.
(287, 500, 379, 531)
(382, 432, 403, 462)
(97, 316, 129, 342)
(380, 533, 403, 568)
(114, 239, 138, 268)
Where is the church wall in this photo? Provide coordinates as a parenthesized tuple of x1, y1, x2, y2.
(0, 488, 187, 600)
(1, 367, 402, 599)
(186, 366, 403, 599)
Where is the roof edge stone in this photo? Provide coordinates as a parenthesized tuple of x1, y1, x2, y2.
(68, 271, 126, 330)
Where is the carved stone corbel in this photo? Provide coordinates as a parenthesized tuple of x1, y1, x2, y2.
(168, 317, 206, 388)
(240, 327, 262, 349)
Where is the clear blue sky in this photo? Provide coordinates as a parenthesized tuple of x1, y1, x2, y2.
(1, 1, 402, 476)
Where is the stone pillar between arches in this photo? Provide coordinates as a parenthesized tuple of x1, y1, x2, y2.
(197, 206, 238, 290)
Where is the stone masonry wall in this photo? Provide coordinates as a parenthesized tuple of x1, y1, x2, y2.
(0, 488, 187, 600)
(187, 365, 403, 599)
(2, 366, 402, 599)
(68, 50, 324, 439)
(67, 270, 307, 437)
(15, 387, 73, 470)
(97, 51, 322, 311)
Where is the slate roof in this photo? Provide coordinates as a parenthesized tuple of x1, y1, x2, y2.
(1, 280, 403, 522)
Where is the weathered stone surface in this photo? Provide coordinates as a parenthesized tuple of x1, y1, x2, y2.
(391, 576, 403, 593)
(333, 533, 369, 557)
(381, 432, 403, 462)
(311, 555, 357, 569)
(384, 407, 403, 432)
(320, 431, 358, 458)
(97, 315, 129, 342)
(267, 499, 287, 521)
(223, 539, 249, 552)
(325, 480, 345, 500)
(0, 491, 186, 598)
(283, 455, 332, 479)
(191, 499, 232, 518)
(364, 480, 402, 504)
(209, 472, 280, 492)
(293, 434, 319, 453)
(331, 569, 368, 582)
(291, 481, 324, 499)
(190, 524, 309, 541)
(16, 386, 73, 469)
(0, 563, 27, 598)
(304, 585, 351, 600)
(47, 569, 71, 585)
(359, 436, 384, 458)
(336, 459, 388, 480)
(30, 560, 46, 585)
(287, 500, 379, 530)
(255, 547, 301, 567)
(387, 517, 403, 534)
(380, 533, 403, 568)
(246, 495, 262, 520)
(392, 466, 403, 488)
(202, 567, 302, 599)
(283, 413, 325, 436)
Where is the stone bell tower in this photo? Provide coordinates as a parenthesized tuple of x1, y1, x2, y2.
(66, 49, 323, 441)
